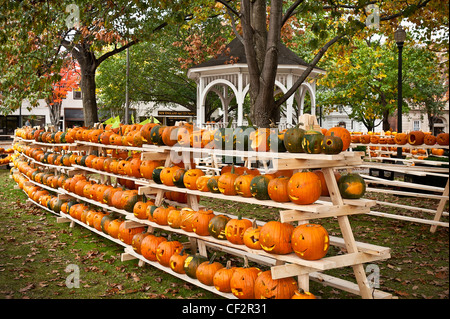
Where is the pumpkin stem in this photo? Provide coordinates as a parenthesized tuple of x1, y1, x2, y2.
(226, 117, 234, 129)
(245, 114, 254, 127)
(252, 218, 258, 228)
(297, 287, 305, 294)
(226, 260, 232, 269)
(243, 255, 249, 268)
(208, 252, 217, 264)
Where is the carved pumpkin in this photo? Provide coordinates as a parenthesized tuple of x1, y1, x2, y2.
(140, 234, 167, 261)
(206, 176, 221, 193)
(192, 209, 215, 236)
(250, 175, 274, 200)
(196, 253, 224, 286)
(183, 168, 205, 190)
(322, 133, 343, 154)
(213, 260, 236, 293)
(218, 167, 238, 195)
(291, 223, 329, 260)
(151, 166, 164, 184)
(292, 288, 317, 299)
(254, 270, 297, 299)
(408, 131, 425, 145)
(394, 133, 408, 145)
(283, 124, 306, 153)
(156, 240, 184, 267)
(424, 134, 436, 145)
(172, 168, 186, 188)
(225, 214, 252, 245)
(243, 219, 262, 250)
(436, 133, 449, 146)
(196, 175, 212, 192)
(326, 126, 351, 151)
(161, 126, 179, 146)
(208, 214, 230, 240)
(159, 166, 181, 186)
(179, 208, 196, 232)
(230, 263, 261, 299)
(118, 223, 146, 245)
(131, 232, 152, 255)
(287, 172, 322, 205)
(234, 173, 254, 197)
(153, 205, 176, 226)
(183, 253, 208, 279)
(301, 129, 323, 154)
(360, 134, 371, 144)
(140, 160, 163, 180)
(337, 173, 366, 199)
(259, 221, 294, 255)
(133, 200, 150, 220)
(267, 176, 290, 202)
(167, 209, 183, 229)
(169, 249, 188, 274)
(107, 219, 124, 239)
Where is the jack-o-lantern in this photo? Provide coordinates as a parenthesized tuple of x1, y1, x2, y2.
(218, 168, 238, 195)
(183, 253, 208, 279)
(192, 209, 215, 236)
(267, 176, 290, 202)
(436, 132, 449, 146)
(225, 214, 252, 245)
(259, 221, 294, 255)
(291, 223, 329, 260)
(196, 175, 212, 192)
(234, 173, 254, 197)
(287, 172, 322, 205)
(337, 173, 366, 199)
(208, 214, 231, 240)
(156, 240, 184, 267)
(254, 270, 297, 299)
(167, 209, 183, 229)
(196, 253, 224, 286)
(408, 131, 425, 145)
(213, 260, 236, 293)
(140, 234, 167, 261)
(179, 208, 196, 232)
(394, 133, 408, 145)
(206, 176, 221, 193)
(243, 219, 262, 250)
(230, 262, 261, 299)
(322, 133, 343, 154)
(131, 232, 152, 255)
(169, 249, 188, 274)
(291, 288, 317, 299)
(250, 175, 274, 200)
(183, 168, 205, 190)
(424, 134, 436, 145)
(326, 127, 351, 151)
(160, 166, 181, 186)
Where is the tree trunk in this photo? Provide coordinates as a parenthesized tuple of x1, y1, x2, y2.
(80, 65, 98, 127)
(48, 101, 62, 128)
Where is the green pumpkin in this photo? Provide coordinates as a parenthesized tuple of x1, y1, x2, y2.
(150, 125, 165, 145)
(338, 173, 366, 199)
(268, 131, 286, 152)
(79, 155, 89, 167)
(206, 176, 221, 193)
(122, 193, 142, 213)
(52, 199, 64, 214)
(183, 254, 207, 279)
(249, 175, 272, 200)
(322, 133, 343, 155)
(101, 214, 116, 234)
(152, 166, 164, 184)
(59, 132, 67, 143)
(147, 204, 158, 220)
(283, 125, 306, 153)
(208, 214, 231, 240)
(301, 132, 324, 154)
(172, 168, 186, 188)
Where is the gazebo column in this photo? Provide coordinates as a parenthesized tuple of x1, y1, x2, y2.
(286, 74, 294, 125)
(237, 73, 244, 126)
(197, 77, 205, 126)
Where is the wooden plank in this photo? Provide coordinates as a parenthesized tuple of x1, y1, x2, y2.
(366, 187, 448, 200)
(280, 205, 369, 223)
(430, 179, 449, 233)
(367, 210, 449, 227)
(362, 174, 446, 193)
(141, 152, 169, 161)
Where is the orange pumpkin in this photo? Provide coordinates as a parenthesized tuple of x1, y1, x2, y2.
(156, 240, 184, 267)
(436, 133, 449, 146)
(192, 209, 215, 236)
(287, 172, 322, 205)
(254, 270, 297, 299)
(213, 260, 236, 293)
(196, 253, 224, 286)
(259, 221, 294, 255)
(267, 176, 290, 202)
(291, 223, 329, 260)
(183, 168, 205, 190)
(326, 127, 351, 151)
(225, 214, 252, 245)
(408, 131, 425, 145)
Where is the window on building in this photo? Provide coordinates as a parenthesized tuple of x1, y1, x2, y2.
(413, 120, 420, 131)
(338, 121, 346, 128)
(73, 89, 82, 100)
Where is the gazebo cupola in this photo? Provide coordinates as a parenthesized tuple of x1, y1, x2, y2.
(187, 38, 326, 127)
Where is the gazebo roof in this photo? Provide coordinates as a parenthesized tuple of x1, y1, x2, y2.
(189, 38, 325, 72)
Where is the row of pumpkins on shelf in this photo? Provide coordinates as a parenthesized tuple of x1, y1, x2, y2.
(367, 146, 447, 157)
(132, 197, 331, 261)
(151, 164, 366, 204)
(352, 130, 449, 146)
(15, 121, 352, 155)
(11, 170, 315, 299)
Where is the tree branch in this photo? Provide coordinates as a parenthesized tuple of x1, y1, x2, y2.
(281, 0, 304, 27)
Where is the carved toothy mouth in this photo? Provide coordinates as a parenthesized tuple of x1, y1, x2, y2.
(293, 248, 308, 256)
(260, 243, 276, 251)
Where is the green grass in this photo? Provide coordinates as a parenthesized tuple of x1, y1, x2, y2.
(0, 168, 448, 299)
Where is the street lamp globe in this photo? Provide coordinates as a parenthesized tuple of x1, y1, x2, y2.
(394, 25, 406, 44)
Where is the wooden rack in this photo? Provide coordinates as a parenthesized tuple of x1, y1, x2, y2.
(13, 136, 393, 299)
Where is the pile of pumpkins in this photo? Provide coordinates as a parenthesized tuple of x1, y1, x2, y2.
(14, 144, 73, 167)
(130, 229, 317, 299)
(151, 164, 367, 205)
(16, 122, 353, 155)
(352, 130, 449, 147)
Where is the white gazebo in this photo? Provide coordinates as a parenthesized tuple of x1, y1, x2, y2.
(187, 38, 326, 127)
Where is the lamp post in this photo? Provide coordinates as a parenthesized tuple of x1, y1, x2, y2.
(394, 25, 406, 158)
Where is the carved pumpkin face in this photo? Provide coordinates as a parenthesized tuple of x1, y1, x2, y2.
(234, 174, 254, 197)
(254, 270, 297, 299)
(225, 215, 252, 245)
(196, 175, 211, 192)
(140, 235, 167, 261)
(291, 223, 329, 260)
(337, 173, 366, 199)
(218, 171, 238, 195)
(169, 250, 188, 274)
(259, 221, 294, 255)
(179, 208, 196, 232)
(183, 254, 207, 279)
(196, 256, 224, 286)
(267, 176, 290, 202)
(213, 261, 236, 293)
(206, 176, 221, 193)
(183, 168, 205, 190)
(208, 214, 231, 240)
(291, 288, 317, 299)
(167, 209, 182, 229)
(156, 240, 184, 267)
(322, 133, 343, 154)
(160, 166, 181, 186)
(230, 267, 261, 299)
(192, 210, 215, 236)
(287, 172, 322, 205)
(326, 126, 351, 151)
(243, 222, 262, 250)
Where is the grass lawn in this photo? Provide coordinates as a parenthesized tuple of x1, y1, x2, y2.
(0, 168, 448, 299)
